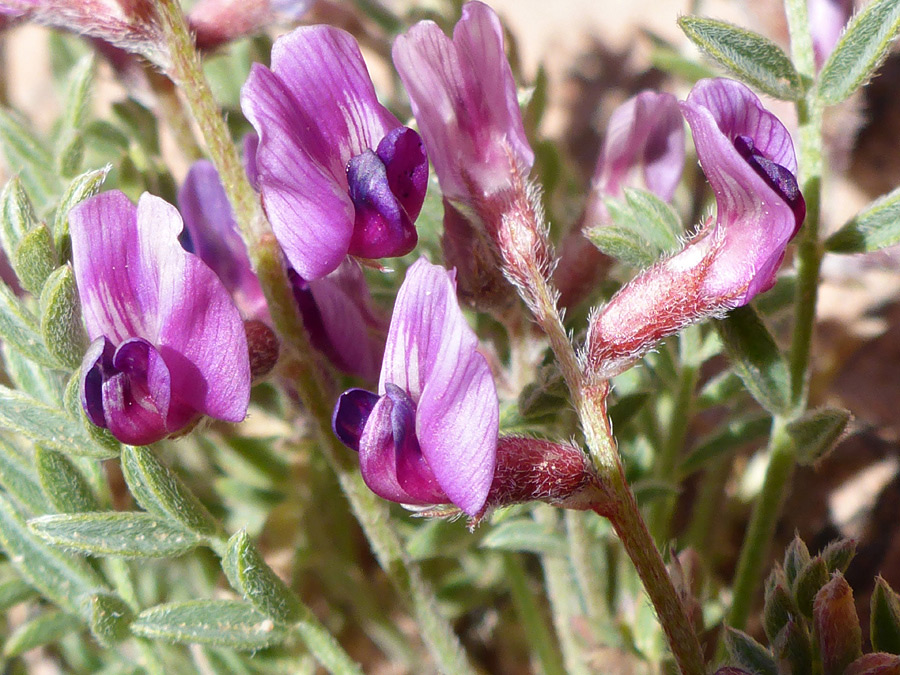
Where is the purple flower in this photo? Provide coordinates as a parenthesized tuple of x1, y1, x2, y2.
(587, 90, 685, 218)
(241, 25, 427, 281)
(392, 1, 533, 203)
(188, 0, 314, 51)
(332, 258, 498, 516)
(178, 160, 269, 324)
(809, 0, 853, 69)
(290, 260, 384, 382)
(71, 191, 251, 445)
(586, 79, 805, 379)
(556, 90, 685, 309)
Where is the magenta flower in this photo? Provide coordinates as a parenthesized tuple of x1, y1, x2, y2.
(71, 191, 251, 445)
(332, 258, 498, 517)
(178, 160, 269, 324)
(241, 25, 427, 281)
(586, 90, 685, 219)
(290, 261, 384, 382)
(586, 79, 805, 379)
(809, 0, 853, 69)
(392, 1, 533, 203)
(556, 90, 685, 309)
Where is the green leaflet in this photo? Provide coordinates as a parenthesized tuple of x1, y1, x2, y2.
(130, 600, 287, 650)
(825, 185, 900, 253)
(480, 519, 568, 557)
(678, 16, 803, 100)
(29, 512, 203, 558)
(0, 385, 119, 459)
(0, 493, 105, 618)
(818, 0, 900, 105)
(4, 609, 82, 657)
(716, 305, 791, 416)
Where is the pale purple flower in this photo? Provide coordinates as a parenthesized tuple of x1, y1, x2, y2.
(241, 25, 427, 281)
(556, 90, 685, 309)
(809, 0, 853, 69)
(188, 0, 314, 51)
(392, 1, 533, 203)
(332, 258, 498, 516)
(290, 260, 384, 382)
(586, 79, 805, 379)
(71, 191, 250, 445)
(586, 90, 685, 220)
(178, 160, 269, 324)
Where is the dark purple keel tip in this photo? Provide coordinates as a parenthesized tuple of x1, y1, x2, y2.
(376, 126, 428, 221)
(734, 135, 806, 231)
(333, 388, 381, 451)
(81, 336, 116, 428)
(346, 146, 419, 260)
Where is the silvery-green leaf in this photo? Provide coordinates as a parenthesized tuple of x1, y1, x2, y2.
(0, 109, 61, 207)
(818, 0, 900, 105)
(3, 609, 82, 657)
(0, 577, 39, 610)
(624, 188, 683, 246)
(0, 385, 119, 459)
(679, 16, 803, 100)
(0, 437, 52, 515)
(40, 265, 88, 370)
(131, 600, 286, 650)
(223, 530, 304, 624)
(826, 185, 900, 252)
(480, 519, 567, 557)
(679, 413, 772, 476)
(13, 224, 57, 296)
(0, 282, 57, 367)
(0, 176, 37, 257)
(717, 305, 791, 415)
(90, 592, 134, 647)
(787, 407, 852, 465)
(0, 493, 105, 618)
(121, 445, 222, 539)
(29, 512, 203, 558)
(2, 344, 63, 406)
(585, 225, 661, 268)
(52, 166, 110, 253)
(54, 55, 95, 178)
(35, 446, 98, 513)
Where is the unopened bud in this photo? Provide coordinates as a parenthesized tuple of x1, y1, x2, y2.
(821, 538, 857, 574)
(814, 573, 862, 675)
(845, 653, 900, 675)
(441, 199, 516, 313)
(773, 619, 813, 675)
(474, 437, 607, 524)
(784, 534, 812, 586)
(244, 319, 279, 380)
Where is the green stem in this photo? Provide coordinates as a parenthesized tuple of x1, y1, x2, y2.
(724, 0, 825, 630)
(153, 3, 473, 672)
(493, 182, 705, 673)
(726, 420, 793, 629)
(503, 553, 568, 675)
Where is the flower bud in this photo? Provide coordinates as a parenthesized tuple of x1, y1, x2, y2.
(845, 653, 900, 675)
(814, 573, 862, 675)
(475, 436, 607, 523)
(244, 319, 279, 380)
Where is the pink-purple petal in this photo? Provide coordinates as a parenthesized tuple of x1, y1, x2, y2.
(357, 393, 444, 506)
(178, 160, 268, 322)
(393, 1, 533, 201)
(268, 26, 399, 166)
(380, 258, 498, 516)
(242, 63, 355, 280)
(595, 91, 685, 201)
(70, 191, 164, 343)
(681, 79, 803, 304)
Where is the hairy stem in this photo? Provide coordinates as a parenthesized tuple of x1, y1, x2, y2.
(725, 0, 825, 630)
(154, 3, 474, 672)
